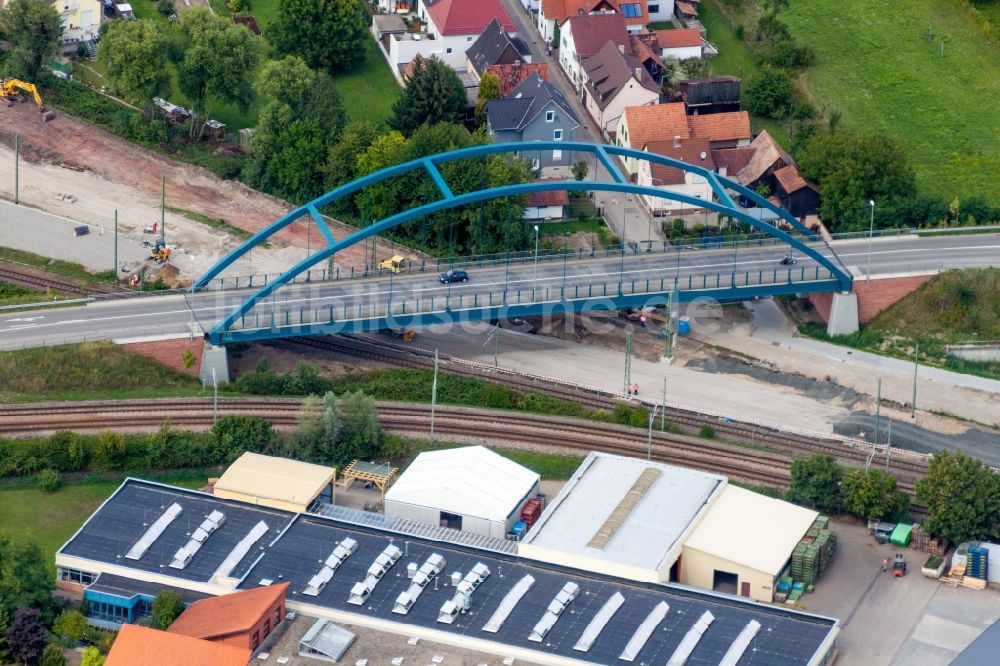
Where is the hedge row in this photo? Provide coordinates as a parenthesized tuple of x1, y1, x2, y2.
(949, 0, 1000, 49)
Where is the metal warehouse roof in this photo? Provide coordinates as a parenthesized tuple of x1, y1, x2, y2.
(684, 485, 819, 576)
(214, 452, 336, 507)
(521, 452, 725, 571)
(385, 446, 539, 523)
(58, 479, 838, 666)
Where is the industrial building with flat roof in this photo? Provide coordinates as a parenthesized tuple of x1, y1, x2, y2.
(384, 445, 540, 539)
(57, 478, 839, 666)
(521, 452, 819, 602)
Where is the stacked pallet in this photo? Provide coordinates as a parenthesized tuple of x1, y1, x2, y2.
(790, 517, 837, 587)
(910, 524, 946, 555)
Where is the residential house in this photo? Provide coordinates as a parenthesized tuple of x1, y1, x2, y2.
(646, 0, 673, 23)
(637, 136, 715, 214)
(630, 33, 666, 83)
(711, 146, 755, 179)
(611, 0, 650, 34)
(773, 165, 820, 217)
(523, 183, 570, 219)
(735, 129, 795, 189)
(466, 17, 532, 81)
(615, 102, 689, 175)
(376, 0, 414, 13)
(680, 76, 741, 114)
(486, 72, 581, 167)
(654, 27, 703, 60)
(51, 0, 102, 47)
(487, 62, 550, 95)
(536, 0, 617, 44)
(688, 111, 752, 149)
(559, 12, 628, 92)
(167, 583, 289, 652)
(582, 41, 660, 138)
(106, 624, 252, 666)
(380, 0, 516, 76)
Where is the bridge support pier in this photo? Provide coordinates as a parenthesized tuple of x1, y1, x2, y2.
(199, 341, 230, 385)
(826, 292, 859, 336)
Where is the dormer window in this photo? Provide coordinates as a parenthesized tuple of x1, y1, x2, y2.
(546, 110, 555, 122)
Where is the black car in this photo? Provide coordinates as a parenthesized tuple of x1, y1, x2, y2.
(439, 269, 468, 284)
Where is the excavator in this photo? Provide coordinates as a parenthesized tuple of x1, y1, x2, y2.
(1, 79, 55, 122)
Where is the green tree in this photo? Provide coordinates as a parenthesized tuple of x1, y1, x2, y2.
(0, 0, 61, 81)
(149, 590, 184, 630)
(270, 0, 367, 72)
(337, 390, 383, 463)
(390, 57, 467, 136)
(93, 431, 127, 470)
(0, 607, 10, 664)
(6, 607, 45, 666)
(79, 646, 105, 666)
(474, 70, 500, 128)
(841, 468, 910, 521)
(786, 453, 842, 513)
(211, 415, 275, 463)
(176, 9, 261, 138)
(744, 66, 792, 119)
(797, 129, 917, 232)
(52, 610, 87, 642)
(571, 160, 589, 181)
(34, 468, 60, 492)
(915, 450, 1000, 543)
(0, 533, 53, 616)
(98, 20, 170, 107)
(40, 644, 67, 666)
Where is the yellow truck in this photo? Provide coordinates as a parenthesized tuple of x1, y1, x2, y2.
(378, 255, 405, 274)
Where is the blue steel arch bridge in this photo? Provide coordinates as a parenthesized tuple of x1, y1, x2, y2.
(189, 142, 853, 345)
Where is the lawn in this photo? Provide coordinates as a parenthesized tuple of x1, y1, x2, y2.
(330, 36, 401, 126)
(700, 0, 793, 149)
(781, 0, 1000, 204)
(0, 474, 205, 576)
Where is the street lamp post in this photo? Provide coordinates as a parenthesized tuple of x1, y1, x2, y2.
(532, 224, 540, 301)
(866, 199, 875, 283)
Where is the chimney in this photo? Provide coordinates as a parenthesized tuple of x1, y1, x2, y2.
(673, 135, 681, 148)
(635, 67, 642, 80)
(618, 44, 625, 55)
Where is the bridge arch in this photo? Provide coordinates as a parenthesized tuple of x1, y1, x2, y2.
(194, 141, 851, 340)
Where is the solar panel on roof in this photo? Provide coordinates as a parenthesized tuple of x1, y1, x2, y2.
(719, 619, 762, 666)
(482, 574, 535, 633)
(573, 591, 625, 652)
(667, 610, 715, 666)
(619, 601, 669, 662)
(125, 503, 182, 560)
(214, 520, 269, 578)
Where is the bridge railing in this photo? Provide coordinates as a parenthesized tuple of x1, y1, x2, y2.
(226, 266, 839, 334)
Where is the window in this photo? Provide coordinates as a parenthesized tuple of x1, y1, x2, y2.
(446, 47, 452, 54)
(553, 149, 563, 161)
(648, 3, 660, 13)
(545, 110, 555, 122)
(553, 129, 563, 140)
(252, 632, 260, 650)
(620, 2, 642, 17)
(263, 619, 271, 637)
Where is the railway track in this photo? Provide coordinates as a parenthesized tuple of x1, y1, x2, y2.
(0, 399, 792, 489)
(278, 334, 930, 483)
(0, 261, 126, 298)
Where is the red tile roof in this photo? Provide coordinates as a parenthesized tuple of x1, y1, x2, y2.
(688, 111, 752, 142)
(774, 164, 816, 193)
(425, 0, 515, 36)
(644, 138, 714, 185)
(655, 28, 702, 49)
(711, 147, 756, 177)
(542, 0, 616, 25)
(107, 625, 251, 666)
(676, 0, 698, 17)
(607, 0, 648, 26)
(565, 13, 628, 59)
(487, 63, 550, 96)
(621, 103, 690, 151)
(528, 181, 571, 207)
(167, 584, 288, 642)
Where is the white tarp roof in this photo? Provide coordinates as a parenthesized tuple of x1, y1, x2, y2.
(684, 485, 818, 576)
(214, 452, 335, 506)
(385, 446, 538, 523)
(522, 452, 724, 570)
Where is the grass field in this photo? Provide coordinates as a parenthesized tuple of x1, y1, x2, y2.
(0, 474, 205, 576)
(782, 0, 1000, 204)
(330, 37, 401, 127)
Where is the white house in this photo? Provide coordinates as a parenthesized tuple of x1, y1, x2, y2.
(417, 0, 517, 70)
(559, 12, 628, 92)
(637, 137, 715, 215)
(647, 0, 675, 24)
(581, 41, 660, 138)
(654, 27, 703, 60)
(522, 185, 569, 220)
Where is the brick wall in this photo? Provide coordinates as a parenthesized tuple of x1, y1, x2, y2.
(120, 338, 203, 377)
(808, 274, 934, 325)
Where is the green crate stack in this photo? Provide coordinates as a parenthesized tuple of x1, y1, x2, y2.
(815, 515, 829, 530)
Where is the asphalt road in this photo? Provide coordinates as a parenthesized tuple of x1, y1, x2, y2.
(1, 233, 998, 349)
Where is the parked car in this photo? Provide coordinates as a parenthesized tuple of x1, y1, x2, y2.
(439, 269, 468, 284)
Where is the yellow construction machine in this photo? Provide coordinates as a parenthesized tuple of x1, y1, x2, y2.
(1, 79, 55, 122)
